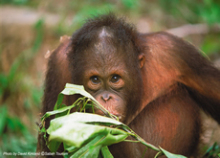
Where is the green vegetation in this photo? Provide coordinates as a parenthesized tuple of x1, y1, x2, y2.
(0, 19, 44, 156)
(39, 84, 187, 158)
(0, 105, 36, 156)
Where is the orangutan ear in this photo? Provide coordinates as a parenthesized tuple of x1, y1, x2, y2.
(138, 54, 145, 68)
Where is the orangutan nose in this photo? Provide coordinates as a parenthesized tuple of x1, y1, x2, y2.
(101, 93, 112, 102)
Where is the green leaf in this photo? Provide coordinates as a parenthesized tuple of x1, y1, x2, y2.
(51, 112, 124, 126)
(69, 135, 103, 158)
(54, 93, 64, 110)
(47, 113, 128, 149)
(159, 147, 187, 158)
(61, 84, 97, 103)
(47, 140, 61, 152)
(101, 146, 114, 158)
(41, 105, 71, 121)
(0, 105, 7, 135)
(65, 145, 78, 153)
(0, 73, 8, 89)
(204, 142, 220, 157)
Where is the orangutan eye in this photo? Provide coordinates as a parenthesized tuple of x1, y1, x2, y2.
(111, 75, 120, 83)
(90, 76, 100, 84)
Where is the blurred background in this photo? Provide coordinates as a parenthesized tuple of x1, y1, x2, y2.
(0, 0, 220, 157)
